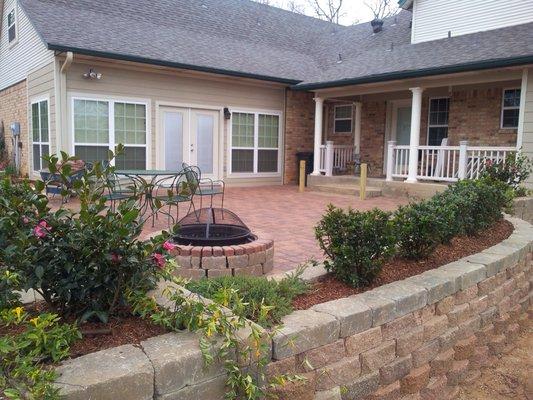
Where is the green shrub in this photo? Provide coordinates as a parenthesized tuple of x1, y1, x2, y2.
(482, 152, 532, 194)
(185, 270, 308, 327)
(315, 206, 396, 287)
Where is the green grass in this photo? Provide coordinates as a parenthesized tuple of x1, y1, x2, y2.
(185, 268, 309, 327)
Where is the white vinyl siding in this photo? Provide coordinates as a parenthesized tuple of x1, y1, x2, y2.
(411, 0, 533, 43)
(0, 0, 54, 90)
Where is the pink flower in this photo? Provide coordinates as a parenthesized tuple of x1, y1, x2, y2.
(22, 216, 30, 224)
(152, 253, 166, 269)
(33, 220, 51, 239)
(162, 241, 176, 252)
(111, 253, 122, 264)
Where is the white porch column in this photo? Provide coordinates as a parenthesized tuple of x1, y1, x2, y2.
(353, 101, 362, 153)
(312, 97, 324, 175)
(516, 68, 528, 150)
(406, 87, 424, 183)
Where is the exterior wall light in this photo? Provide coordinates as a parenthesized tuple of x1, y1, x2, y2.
(83, 68, 102, 80)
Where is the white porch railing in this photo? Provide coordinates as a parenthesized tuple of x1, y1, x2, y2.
(386, 140, 516, 182)
(318, 141, 357, 176)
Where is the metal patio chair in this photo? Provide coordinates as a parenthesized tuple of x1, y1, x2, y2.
(181, 163, 225, 210)
(152, 171, 198, 227)
(103, 173, 138, 211)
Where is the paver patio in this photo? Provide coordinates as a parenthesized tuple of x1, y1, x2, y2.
(141, 186, 408, 272)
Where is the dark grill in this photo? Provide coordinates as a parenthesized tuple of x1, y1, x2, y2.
(173, 208, 256, 246)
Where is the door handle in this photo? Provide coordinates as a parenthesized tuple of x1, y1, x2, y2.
(190, 143, 194, 153)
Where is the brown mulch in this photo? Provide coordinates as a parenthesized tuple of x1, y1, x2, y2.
(293, 219, 514, 310)
(1, 303, 167, 359)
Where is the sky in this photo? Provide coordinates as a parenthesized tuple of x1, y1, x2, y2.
(264, 0, 390, 25)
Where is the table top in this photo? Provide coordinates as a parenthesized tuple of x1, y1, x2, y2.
(115, 169, 182, 176)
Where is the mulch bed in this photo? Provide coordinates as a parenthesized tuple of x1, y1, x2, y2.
(1, 303, 167, 359)
(293, 218, 514, 310)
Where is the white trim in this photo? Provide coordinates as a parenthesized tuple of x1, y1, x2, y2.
(227, 108, 283, 178)
(333, 104, 353, 134)
(500, 87, 521, 130)
(426, 97, 450, 145)
(7, 4, 19, 48)
(69, 93, 152, 169)
(29, 95, 51, 172)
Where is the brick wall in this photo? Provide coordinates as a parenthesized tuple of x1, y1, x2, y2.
(268, 217, 532, 400)
(0, 80, 29, 175)
(359, 101, 387, 177)
(284, 90, 315, 184)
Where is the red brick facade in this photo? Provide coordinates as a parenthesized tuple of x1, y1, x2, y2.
(0, 80, 29, 175)
(284, 90, 315, 184)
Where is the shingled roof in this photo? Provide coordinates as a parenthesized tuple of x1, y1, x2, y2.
(19, 0, 533, 88)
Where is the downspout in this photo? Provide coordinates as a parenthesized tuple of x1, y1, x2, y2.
(55, 51, 73, 154)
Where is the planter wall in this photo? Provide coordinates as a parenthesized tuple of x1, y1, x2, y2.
(512, 196, 533, 224)
(55, 216, 533, 400)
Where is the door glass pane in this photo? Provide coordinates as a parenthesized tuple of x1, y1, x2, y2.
(232, 149, 253, 173)
(396, 107, 411, 145)
(116, 147, 146, 170)
(258, 114, 279, 148)
(164, 112, 183, 170)
(74, 145, 109, 164)
(258, 150, 278, 172)
(232, 113, 254, 147)
(196, 114, 214, 175)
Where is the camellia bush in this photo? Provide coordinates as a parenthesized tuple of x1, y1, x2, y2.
(482, 152, 532, 196)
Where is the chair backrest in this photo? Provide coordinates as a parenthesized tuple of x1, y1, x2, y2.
(181, 166, 200, 195)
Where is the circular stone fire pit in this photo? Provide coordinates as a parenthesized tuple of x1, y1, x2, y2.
(171, 208, 274, 279)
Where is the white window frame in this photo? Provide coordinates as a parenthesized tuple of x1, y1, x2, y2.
(30, 96, 50, 172)
(426, 97, 450, 145)
(333, 104, 353, 134)
(70, 94, 151, 169)
(7, 6, 18, 47)
(228, 109, 283, 178)
(500, 87, 521, 130)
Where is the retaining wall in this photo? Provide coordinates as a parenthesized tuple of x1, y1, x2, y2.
(55, 216, 533, 399)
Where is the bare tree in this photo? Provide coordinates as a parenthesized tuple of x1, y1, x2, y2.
(365, 0, 398, 20)
(307, 0, 345, 24)
(252, 0, 273, 5)
(285, 0, 306, 14)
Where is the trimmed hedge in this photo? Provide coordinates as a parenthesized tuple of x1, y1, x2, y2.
(316, 177, 514, 287)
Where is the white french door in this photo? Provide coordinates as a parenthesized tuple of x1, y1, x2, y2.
(160, 106, 220, 178)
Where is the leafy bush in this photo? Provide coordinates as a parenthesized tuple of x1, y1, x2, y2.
(315, 206, 396, 287)
(0, 151, 172, 322)
(0, 306, 80, 399)
(185, 269, 308, 327)
(482, 152, 532, 195)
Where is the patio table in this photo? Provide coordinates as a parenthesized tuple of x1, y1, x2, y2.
(115, 169, 183, 224)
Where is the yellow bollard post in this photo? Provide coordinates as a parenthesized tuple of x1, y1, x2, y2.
(299, 160, 306, 193)
(360, 163, 367, 200)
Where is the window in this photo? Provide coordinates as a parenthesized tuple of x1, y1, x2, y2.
(334, 105, 352, 133)
(427, 98, 449, 146)
(7, 8, 16, 43)
(231, 111, 280, 174)
(501, 88, 521, 129)
(73, 98, 147, 169)
(31, 99, 50, 171)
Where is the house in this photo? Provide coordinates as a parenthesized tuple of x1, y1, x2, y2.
(0, 0, 532, 188)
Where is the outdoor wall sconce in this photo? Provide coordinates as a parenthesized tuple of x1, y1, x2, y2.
(224, 107, 231, 120)
(83, 68, 102, 80)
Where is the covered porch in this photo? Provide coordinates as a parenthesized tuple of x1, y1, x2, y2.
(308, 66, 530, 184)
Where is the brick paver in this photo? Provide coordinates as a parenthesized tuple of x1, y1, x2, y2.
(143, 186, 407, 272)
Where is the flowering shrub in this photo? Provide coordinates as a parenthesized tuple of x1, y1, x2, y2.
(482, 152, 532, 196)
(1, 151, 173, 322)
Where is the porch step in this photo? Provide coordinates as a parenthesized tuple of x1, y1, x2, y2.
(307, 183, 382, 197)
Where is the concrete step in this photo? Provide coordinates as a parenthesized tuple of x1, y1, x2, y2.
(307, 183, 382, 197)
(307, 174, 387, 187)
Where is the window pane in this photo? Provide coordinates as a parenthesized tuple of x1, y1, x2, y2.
(8, 10, 15, 26)
(115, 147, 146, 170)
(428, 127, 448, 146)
(32, 103, 40, 141)
(40, 101, 49, 142)
(74, 145, 109, 164)
(335, 106, 352, 119)
(502, 109, 519, 128)
(335, 119, 352, 133)
(258, 150, 278, 172)
(32, 145, 41, 171)
(503, 89, 521, 108)
(232, 113, 254, 147)
(8, 25, 15, 42)
(74, 99, 109, 144)
(258, 114, 279, 148)
(232, 149, 253, 173)
(41, 145, 50, 169)
(114, 102, 146, 145)
(429, 98, 449, 126)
